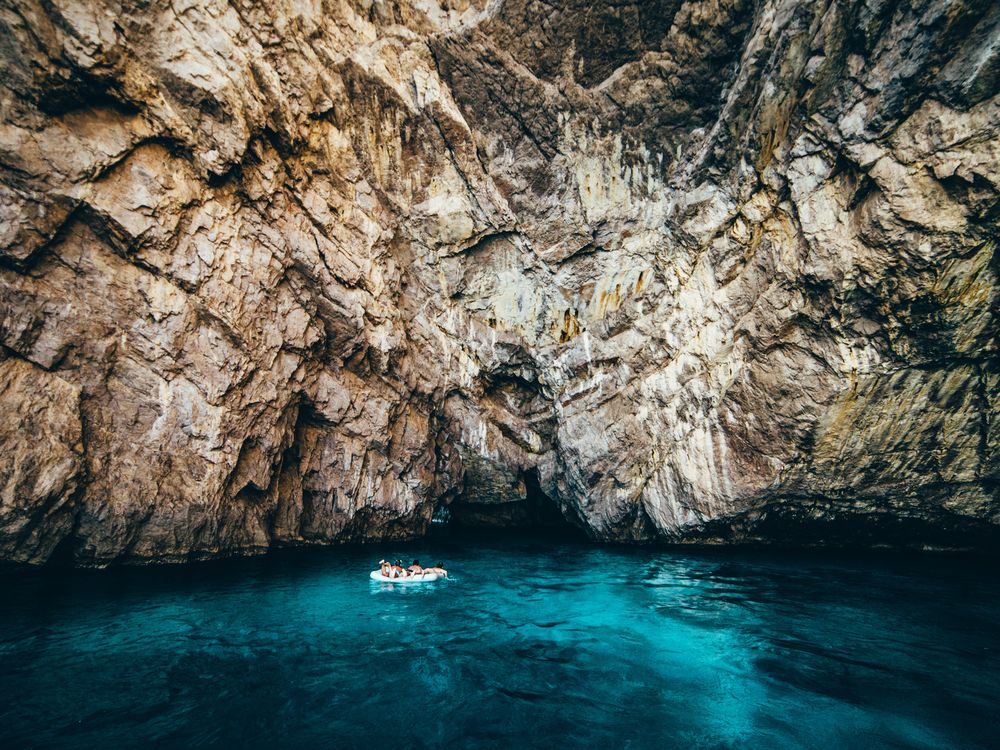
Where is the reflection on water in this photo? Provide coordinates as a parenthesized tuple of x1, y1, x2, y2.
(1, 535, 997, 749)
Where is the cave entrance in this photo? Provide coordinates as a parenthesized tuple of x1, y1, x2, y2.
(437, 465, 585, 540)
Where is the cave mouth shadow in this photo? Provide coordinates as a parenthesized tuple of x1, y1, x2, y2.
(435, 468, 589, 542)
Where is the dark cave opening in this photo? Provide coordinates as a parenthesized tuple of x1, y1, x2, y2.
(439, 467, 586, 540)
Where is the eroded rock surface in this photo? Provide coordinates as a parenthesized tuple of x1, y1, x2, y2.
(0, 0, 996, 564)
(0, 357, 82, 563)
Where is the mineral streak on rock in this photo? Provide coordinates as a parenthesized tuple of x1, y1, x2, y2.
(0, 0, 996, 564)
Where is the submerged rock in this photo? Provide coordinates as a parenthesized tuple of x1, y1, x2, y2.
(0, 0, 996, 564)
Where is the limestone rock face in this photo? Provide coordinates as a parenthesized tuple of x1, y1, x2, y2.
(0, 357, 82, 563)
(0, 0, 996, 564)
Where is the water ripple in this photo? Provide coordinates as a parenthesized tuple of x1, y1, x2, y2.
(1, 540, 997, 749)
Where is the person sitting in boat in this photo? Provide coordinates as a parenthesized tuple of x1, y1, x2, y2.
(408, 560, 424, 576)
(380, 559, 407, 579)
(423, 563, 448, 578)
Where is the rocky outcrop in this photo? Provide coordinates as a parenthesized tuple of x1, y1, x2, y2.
(0, 0, 996, 564)
(0, 357, 82, 563)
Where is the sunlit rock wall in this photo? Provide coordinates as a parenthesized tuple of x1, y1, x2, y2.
(0, 0, 996, 563)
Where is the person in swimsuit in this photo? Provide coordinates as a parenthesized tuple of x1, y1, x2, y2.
(377, 559, 446, 578)
(423, 562, 448, 578)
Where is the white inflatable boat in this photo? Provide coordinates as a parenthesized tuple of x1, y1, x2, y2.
(370, 570, 442, 583)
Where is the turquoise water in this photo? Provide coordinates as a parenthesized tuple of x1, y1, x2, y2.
(1, 534, 998, 749)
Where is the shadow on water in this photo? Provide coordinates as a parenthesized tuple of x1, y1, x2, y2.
(1, 531, 999, 749)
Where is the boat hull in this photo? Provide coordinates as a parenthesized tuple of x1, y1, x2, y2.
(369, 571, 441, 583)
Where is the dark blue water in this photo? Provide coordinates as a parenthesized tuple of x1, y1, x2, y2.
(1, 535, 998, 749)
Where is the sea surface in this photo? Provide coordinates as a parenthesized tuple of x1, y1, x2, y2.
(1, 533, 998, 749)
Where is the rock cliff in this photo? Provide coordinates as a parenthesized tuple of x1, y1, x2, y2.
(0, 0, 997, 564)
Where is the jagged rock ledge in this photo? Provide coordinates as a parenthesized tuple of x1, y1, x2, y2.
(0, 0, 997, 565)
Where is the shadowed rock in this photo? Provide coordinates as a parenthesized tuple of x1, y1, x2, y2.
(0, 0, 997, 564)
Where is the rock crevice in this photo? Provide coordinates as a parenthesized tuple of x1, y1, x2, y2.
(0, 0, 997, 564)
